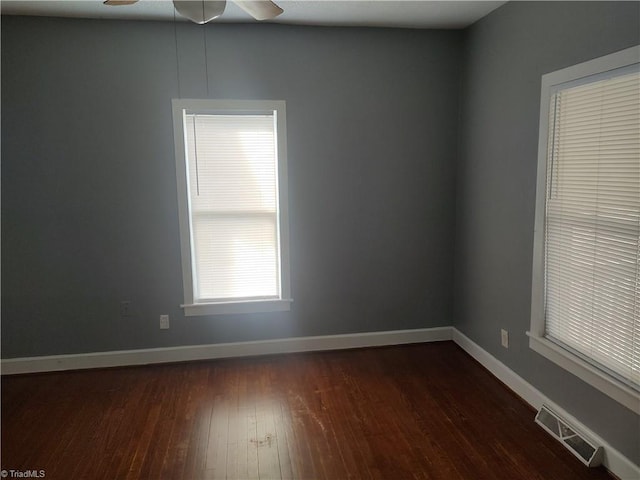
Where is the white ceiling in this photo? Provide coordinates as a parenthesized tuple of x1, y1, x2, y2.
(1, 1, 507, 29)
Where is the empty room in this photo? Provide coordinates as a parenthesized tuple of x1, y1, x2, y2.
(1, 1, 638, 479)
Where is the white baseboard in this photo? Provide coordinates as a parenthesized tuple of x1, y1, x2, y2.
(452, 328, 640, 480)
(0, 326, 453, 375)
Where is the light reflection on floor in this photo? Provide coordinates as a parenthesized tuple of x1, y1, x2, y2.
(202, 394, 295, 479)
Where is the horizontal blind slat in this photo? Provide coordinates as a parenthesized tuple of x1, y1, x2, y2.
(544, 69, 640, 388)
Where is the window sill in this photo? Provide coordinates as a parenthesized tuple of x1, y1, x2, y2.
(181, 298, 293, 317)
(527, 332, 639, 413)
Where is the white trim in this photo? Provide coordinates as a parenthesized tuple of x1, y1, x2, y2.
(1, 326, 452, 375)
(452, 328, 640, 480)
(182, 298, 293, 316)
(172, 98, 195, 306)
(528, 333, 639, 413)
(542, 45, 640, 88)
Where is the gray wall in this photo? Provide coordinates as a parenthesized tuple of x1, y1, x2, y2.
(454, 1, 639, 463)
(1, 17, 461, 357)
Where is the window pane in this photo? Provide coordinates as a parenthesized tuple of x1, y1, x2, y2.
(183, 111, 282, 303)
(185, 114, 277, 213)
(544, 70, 640, 388)
(192, 215, 279, 301)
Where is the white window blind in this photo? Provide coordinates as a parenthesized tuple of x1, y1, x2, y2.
(184, 113, 281, 303)
(544, 69, 640, 388)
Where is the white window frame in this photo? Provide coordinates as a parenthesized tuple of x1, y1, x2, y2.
(172, 99, 292, 316)
(529, 45, 640, 413)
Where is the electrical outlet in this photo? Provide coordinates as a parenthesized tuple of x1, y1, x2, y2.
(120, 301, 132, 318)
(501, 329, 509, 348)
(160, 315, 170, 329)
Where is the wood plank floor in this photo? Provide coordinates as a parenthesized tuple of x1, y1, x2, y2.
(2, 342, 614, 479)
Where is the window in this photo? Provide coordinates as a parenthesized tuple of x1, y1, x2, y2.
(172, 99, 291, 316)
(529, 46, 640, 412)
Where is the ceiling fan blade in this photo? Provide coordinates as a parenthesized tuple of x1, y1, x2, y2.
(234, 0, 283, 20)
(173, 0, 226, 24)
(103, 0, 138, 5)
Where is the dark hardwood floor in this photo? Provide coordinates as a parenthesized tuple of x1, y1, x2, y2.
(1, 342, 614, 479)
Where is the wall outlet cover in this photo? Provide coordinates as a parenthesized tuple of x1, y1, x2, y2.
(501, 329, 509, 348)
